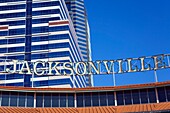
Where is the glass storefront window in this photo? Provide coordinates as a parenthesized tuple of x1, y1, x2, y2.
(140, 89, 148, 104)
(52, 93, 59, 107)
(10, 92, 18, 107)
(116, 91, 124, 105)
(99, 92, 107, 106)
(166, 86, 170, 101)
(148, 88, 156, 103)
(1, 91, 9, 106)
(107, 92, 114, 106)
(157, 87, 166, 102)
(92, 92, 99, 106)
(132, 89, 140, 104)
(44, 93, 51, 107)
(124, 90, 132, 105)
(27, 93, 34, 107)
(77, 93, 83, 107)
(36, 93, 43, 107)
(84, 93, 91, 107)
(68, 93, 74, 107)
(60, 93, 66, 107)
(18, 92, 26, 107)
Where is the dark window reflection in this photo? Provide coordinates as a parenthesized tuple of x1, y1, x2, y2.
(99, 92, 107, 106)
(2, 91, 9, 106)
(107, 92, 114, 106)
(157, 87, 166, 102)
(124, 90, 132, 105)
(68, 93, 74, 107)
(117, 91, 124, 105)
(18, 92, 26, 107)
(84, 93, 91, 107)
(92, 92, 99, 106)
(27, 93, 34, 107)
(44, 93, 51, 107)
(52, 93, 59, 107)
(140, 89, 148, 104)
(132, 90, 140, 104)
(60, 93, 66, 107)
(10, 92, 18, 106)
(166, 86, 170, 101)
(36, 93, 43, 107)
(148, 88, 156, 103)
(77, 93, 83, 107)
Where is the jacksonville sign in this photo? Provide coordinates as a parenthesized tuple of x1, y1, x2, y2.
(5, 54, 170, 76)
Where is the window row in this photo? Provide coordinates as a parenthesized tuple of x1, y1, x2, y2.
(0, 87, 169, 107)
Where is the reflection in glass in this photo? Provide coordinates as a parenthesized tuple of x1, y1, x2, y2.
(92, 92, 99, 106)
(117, 91, 124, 105)
(44, 93, 51, 107)
(10, 92, 18, 106)
(107, 92, 114, 106)
(84, 93, 91, 107)
(52, 93, 59, 107)
(100, 92, 107, 106)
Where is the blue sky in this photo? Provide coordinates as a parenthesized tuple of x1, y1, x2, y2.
(84, 0, 170, 86)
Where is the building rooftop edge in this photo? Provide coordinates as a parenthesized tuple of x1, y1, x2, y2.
(0, 81, 170, 92)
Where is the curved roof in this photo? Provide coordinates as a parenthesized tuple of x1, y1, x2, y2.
(0, 81, 170, 92)
(0, 102, 170, 113)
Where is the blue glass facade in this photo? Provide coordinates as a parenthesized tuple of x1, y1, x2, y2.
(0, 0, 89, 88)
(65, 0, 92, 86)
(0, 84, 169, 108)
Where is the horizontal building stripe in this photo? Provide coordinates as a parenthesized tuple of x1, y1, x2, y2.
(0, 9, 26, 14)
(49, 20, 69, 26)
(0, 26, 8, 30)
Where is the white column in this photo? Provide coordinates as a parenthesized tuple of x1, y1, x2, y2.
(155, 88, 159, 103)
(114, 92, 117, 106)
(74, 93, 77, 108)
(34, 92, 36, 108)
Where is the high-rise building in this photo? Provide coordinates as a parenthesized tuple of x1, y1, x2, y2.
(0, 0, 91, 88)
(65, 0, 91, 62)
(65, 0, 93, 86)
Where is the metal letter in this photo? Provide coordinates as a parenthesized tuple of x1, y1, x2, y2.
(103, 60, 114, 74)
(88, 61, 101, 74)
(6, 60, 18, 73)
(127, 58, 138, 72)
(75, 62, 87, 76)
(63, 62, 73, 76)
(19, 61, 31, 74)
(153, 54, 166, 70)
(48, 62, 61, 75)
(34, 61, 45, 76)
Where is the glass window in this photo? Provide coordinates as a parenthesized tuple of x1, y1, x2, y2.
(92, 92, 99, 106)
(116, 91, 124, 105)
(44, 93, 51, 107)
(166, 86, 170, 101)
(148, 88, 156, 103)
(52, 93, 59, 107)
(27, 93, 34, 107)
(140, 89, 148, 104)
(99, 92, 107, 106)
(77, 93, 84, 107)
(10, 92, 18, 107)
(84, 93, 91, 107)
(107, 92, 114, 106)
(36, 93, 43, 107)
(157, 87, 166, 102)
(132, 89, 140, 104)
(124, 90, 132, 105)
(1, 91, 9, 106)
(18, 92, 26, 107)
(60, 93, 66, 107)
(68, 93, 74, 107)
